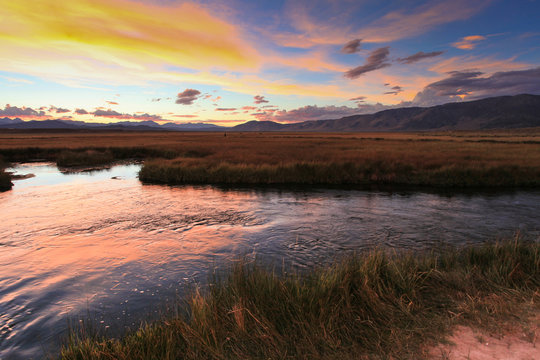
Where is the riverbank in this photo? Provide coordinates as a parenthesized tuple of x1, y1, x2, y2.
(61, 238, 539, 359)
(1, 130, 539, 188)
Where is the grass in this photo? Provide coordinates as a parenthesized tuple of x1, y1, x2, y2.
(1, 130, 539, 187)
(56, 150, 116, 167)
(60, 237, 539, 359)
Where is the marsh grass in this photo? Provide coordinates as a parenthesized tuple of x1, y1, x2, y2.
(1, 131, 539, 187)
(56, 150, 115, 167)
(138, 159, 540, 187)
(61, 238, 539, 359)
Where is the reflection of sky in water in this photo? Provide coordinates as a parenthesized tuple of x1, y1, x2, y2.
(0, 163, 539, 359)
(7, 162, 141, 189)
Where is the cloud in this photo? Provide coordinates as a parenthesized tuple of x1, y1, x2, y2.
(255, 105, 363, 123)
(172, 115, 198, 118)
(241, 106, 257, 110)
(106, 101, 119, 105)
(412, 67, 540, 106)
(345, 47, 391, 79)
(397, 51, 444, 64)
(93, 109, 123, 117)
(452, 35, 486, 50)
(0, 74, 33, 84)
(75, 108, 89, 115)
(92, 109, 164, 121)
(349, 96, 366, 102)
(271, 0, 488, 47)
(0, 0, 258, 75)
(49, 106, 70, 113)
(0, 104, 46, 118)
(341, 39, 362, 54)
(254, 95, 269, 104)
(176, 88, 201, 105)
(216, 108, 237, 111)
(384, 85, 404, 95)
(358, 1, 490, 43)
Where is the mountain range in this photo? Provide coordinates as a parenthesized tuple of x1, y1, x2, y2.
(1, 94, 539, 132)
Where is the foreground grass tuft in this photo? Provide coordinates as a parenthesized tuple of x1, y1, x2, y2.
(61, 238, 539, 359)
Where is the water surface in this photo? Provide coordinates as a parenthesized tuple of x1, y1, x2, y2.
(1, 163, 539, 359)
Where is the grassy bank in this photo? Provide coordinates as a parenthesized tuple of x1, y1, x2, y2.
(1, 130, 539, 187)
(61, 238, 539, 359)
(139, 159, 540, 187)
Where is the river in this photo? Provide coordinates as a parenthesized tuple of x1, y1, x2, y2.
(0, 163, 539, 359)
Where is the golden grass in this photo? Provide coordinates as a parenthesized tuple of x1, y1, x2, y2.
(1, 130, 539, 187)
(61, 238, 540, 360)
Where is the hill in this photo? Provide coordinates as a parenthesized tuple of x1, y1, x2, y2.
(1, 94, 539, 132)
(232, 94, 540, 131)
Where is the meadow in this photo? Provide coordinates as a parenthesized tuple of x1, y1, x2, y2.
(1, 129, 539, 188)
(61, 238, 539, 360)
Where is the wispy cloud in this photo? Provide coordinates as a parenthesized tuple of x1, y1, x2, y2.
(172, 115, 198, 118)
(384, 85, 404, 95)
(92, 109, 164, 121)
(358, 1, 491, 43)
(341, 39, 362, 54)
(0, 0, 259, 71)
(345, 47, 391, 79)
(397, 51, 445, 64)
(452, 35, 487, 50)
(270, 0, 490, 47)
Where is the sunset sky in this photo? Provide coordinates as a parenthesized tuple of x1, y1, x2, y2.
(1, 0, 539, 125)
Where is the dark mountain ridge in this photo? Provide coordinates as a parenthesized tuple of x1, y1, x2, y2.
(233, 94, 540, 132)
(1, 94, 539, 132)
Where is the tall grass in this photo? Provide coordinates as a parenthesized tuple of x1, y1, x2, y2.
(139, 159, 540, 187)
(61, 238, 539, 359)
(1, 131, 539, 186)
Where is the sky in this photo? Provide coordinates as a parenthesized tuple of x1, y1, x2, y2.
(0, 0, 539, 126)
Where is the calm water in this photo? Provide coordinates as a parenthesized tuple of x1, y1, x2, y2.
(0, 163, 539, 359)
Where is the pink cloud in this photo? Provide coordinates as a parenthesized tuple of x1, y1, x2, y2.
(452, 35, 487, 50)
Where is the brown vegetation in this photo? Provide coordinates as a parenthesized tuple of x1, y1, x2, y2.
(61, 238, 540, 360)
(1, 129, 539, 187)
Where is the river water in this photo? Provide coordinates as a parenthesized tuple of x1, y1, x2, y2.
(0, 163, 539, 359)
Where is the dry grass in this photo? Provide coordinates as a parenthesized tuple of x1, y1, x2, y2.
(1, 130, 539, 187)
(60, 238, 540, 360)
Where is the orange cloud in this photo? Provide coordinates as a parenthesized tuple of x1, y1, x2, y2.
(0, 0, 259, 74)
(429, 55, 530, 74)
(452, 35, 487, 50)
